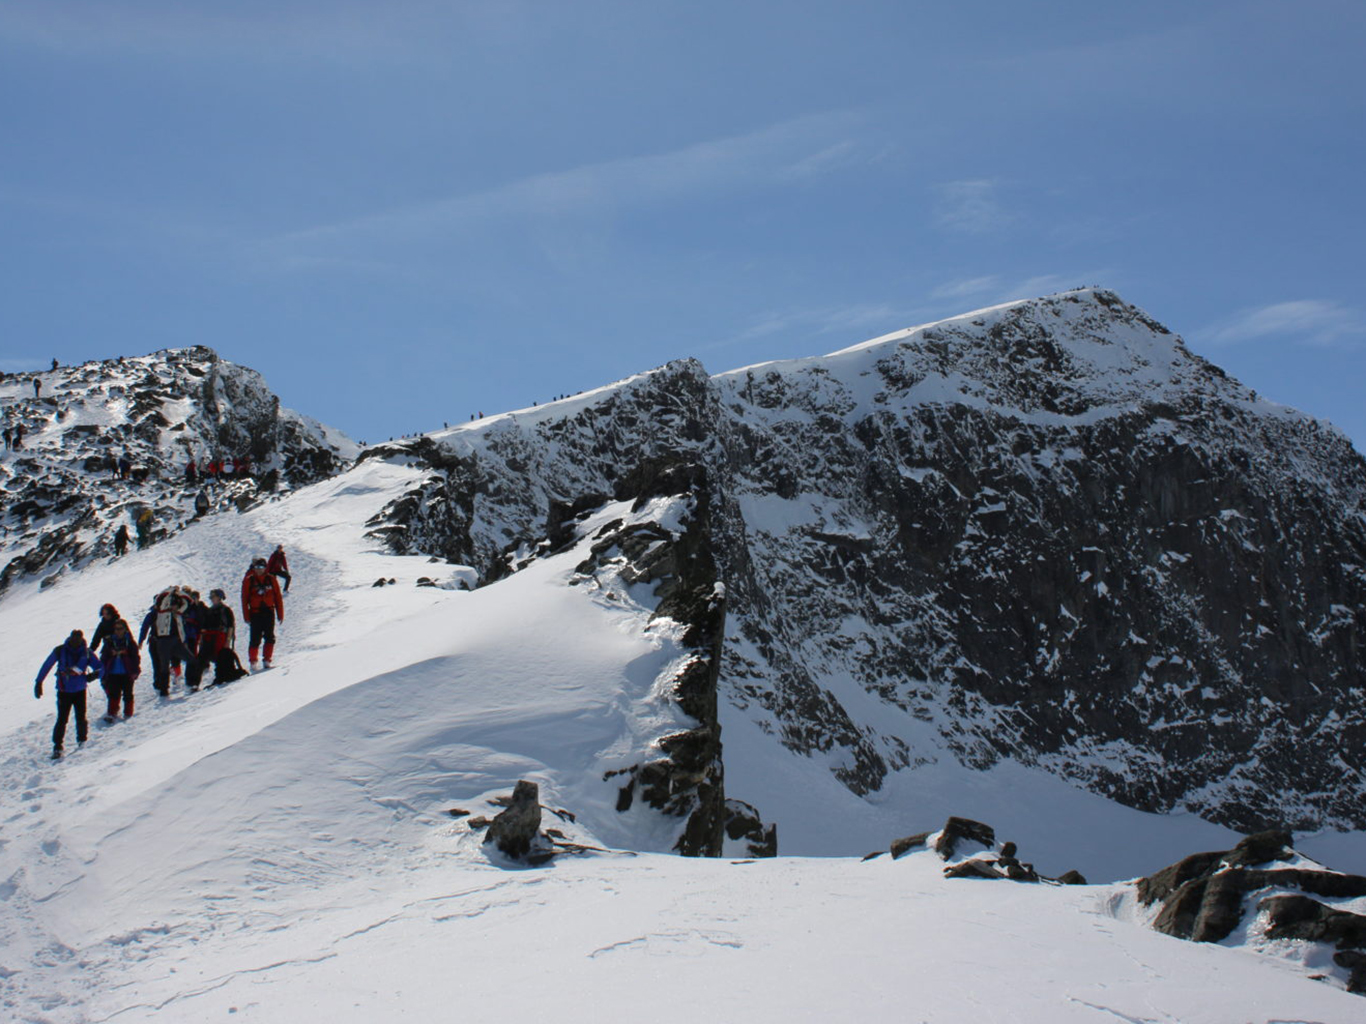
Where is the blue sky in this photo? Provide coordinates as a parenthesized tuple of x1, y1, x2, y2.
(2, 0, 1364, 446)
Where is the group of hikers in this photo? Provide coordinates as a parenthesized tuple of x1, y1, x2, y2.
(185, 456, 252, 482)
(33, 547, 292, 760)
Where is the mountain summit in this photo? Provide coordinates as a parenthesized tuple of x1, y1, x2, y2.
(0, 346, 355, 593)
(364, 288, 1366, 834)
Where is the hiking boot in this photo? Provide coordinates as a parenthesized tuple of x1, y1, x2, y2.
(51, 747, 63, 760)
(103, 714, 116, 724)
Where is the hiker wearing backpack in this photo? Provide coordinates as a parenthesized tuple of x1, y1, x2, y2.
(182, 590, 208, 691)
(98, 619, 141, 721)
(149, 587, 193, 696)
(35, 630, 102, 759)
(200, 589, 235, 658)
(267, 545, 291, 592)
(200, 588, 246, 684)
(241, 558, 284, 670)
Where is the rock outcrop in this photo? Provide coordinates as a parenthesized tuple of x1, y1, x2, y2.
(1138, 830, 1366, 996)
(484, 780, 543, 859)
(0, 349, 355, 594)
(874, 816, 1084, 883)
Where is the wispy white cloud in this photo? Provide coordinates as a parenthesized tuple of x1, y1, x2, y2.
(1202, 300, 1366, 348)
(929, 276, 1000, 300)
(268, 112, 867, 260)
(928, 271, 1113, 307)
(778, 140, 862, 182)
(733, 302, 913, 345)
(933, 179, 1014, 234)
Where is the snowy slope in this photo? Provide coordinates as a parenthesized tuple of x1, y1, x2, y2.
(1, 449, 1364, 1020)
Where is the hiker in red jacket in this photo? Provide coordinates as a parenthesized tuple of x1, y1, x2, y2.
(267, 545, 291, 593)
(241, 558, 284, 670)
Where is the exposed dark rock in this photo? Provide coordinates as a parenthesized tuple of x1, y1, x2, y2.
(1055, 870, 1088, 885)
(723, 799, 778, 858)
(945, 859, 1003, 880)
(889, 832, 932, 859)
(1260, 895, 1366, 949)
(997, 855, 1039, 882)
(483, 781, 542, 858)
(1141, 830, 1366, 990)
(1334, 951, 1366, 994)
(934, 817, 996, 859)
(447, 808, 470, 818)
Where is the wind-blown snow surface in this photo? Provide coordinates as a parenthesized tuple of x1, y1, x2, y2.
(2, 459, 1364, 1021)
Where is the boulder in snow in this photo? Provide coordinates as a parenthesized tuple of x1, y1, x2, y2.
(484, 780, 542, 859)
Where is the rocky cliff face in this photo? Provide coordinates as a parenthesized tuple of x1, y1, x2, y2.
(352, 289, 1366, 835)
(0, 347, 355, 593)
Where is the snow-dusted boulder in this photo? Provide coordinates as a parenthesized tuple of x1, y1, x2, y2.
(1138, 831, 1366, 996)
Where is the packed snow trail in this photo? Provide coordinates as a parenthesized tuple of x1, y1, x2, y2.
(0, 461, 705, 1020)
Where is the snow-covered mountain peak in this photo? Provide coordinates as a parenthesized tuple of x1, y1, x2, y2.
(721, 288, 1224, 427)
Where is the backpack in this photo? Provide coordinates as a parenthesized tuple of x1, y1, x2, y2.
(154, 589, 187, 639)
(214, 647, 249, 684)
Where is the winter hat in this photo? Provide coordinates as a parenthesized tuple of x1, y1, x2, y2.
(210, 588, 226, 600)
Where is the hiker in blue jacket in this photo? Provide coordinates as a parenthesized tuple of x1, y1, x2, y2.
(98, 618, 141, 722)
(35, 630, 102, 759)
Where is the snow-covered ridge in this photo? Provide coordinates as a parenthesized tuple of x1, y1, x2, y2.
(360, 288, 1366, 836)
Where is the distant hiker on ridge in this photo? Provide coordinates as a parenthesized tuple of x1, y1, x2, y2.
(35, 629, 101, 759)
(241, 558, 284, 670)
(113, 523, 130, 557)
(267, 544, 291, 593)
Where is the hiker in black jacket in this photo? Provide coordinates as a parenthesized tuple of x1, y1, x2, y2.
(89, 603, 122, 655)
